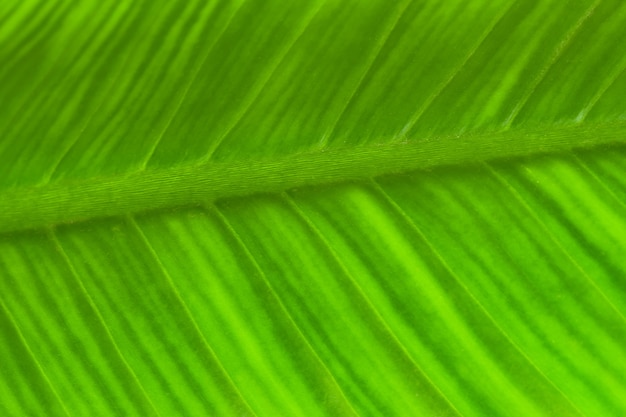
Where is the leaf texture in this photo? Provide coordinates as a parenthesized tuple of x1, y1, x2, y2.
(1, 0, 626, 416)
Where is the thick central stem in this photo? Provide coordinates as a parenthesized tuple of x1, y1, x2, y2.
(1, 120, 625, 233)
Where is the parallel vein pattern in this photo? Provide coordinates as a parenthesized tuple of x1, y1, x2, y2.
(2, 0, 626, 416)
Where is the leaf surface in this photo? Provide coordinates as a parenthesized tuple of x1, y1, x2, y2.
(1, 0, 626, 416)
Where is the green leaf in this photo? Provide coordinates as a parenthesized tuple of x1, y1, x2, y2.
(1, 1, 625, 416)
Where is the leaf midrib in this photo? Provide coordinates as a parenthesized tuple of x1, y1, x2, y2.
(2, 119, 625, 234)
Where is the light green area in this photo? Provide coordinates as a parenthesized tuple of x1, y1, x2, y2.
(1, 0, 626, 416)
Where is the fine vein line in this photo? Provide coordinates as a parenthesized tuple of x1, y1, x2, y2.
(576, 32, 626, 123)
(140, 0, 248, 170)
(41, 3, 144, 185)
(48, 227, 163, 417)
(0, 297, 73, 417)
(281, 191, 464, 417)
(505, 0, 600, 127)
(401, 0, 515, 136)
(199, 0, 326, 163)
(570, 152, 626, 211)
(318, 0, 411, 147)
(209, 203, 361, 417)
(370, 178, 586, 417)
(127, 214, 259, 417)
(485, 162, 626, 328)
